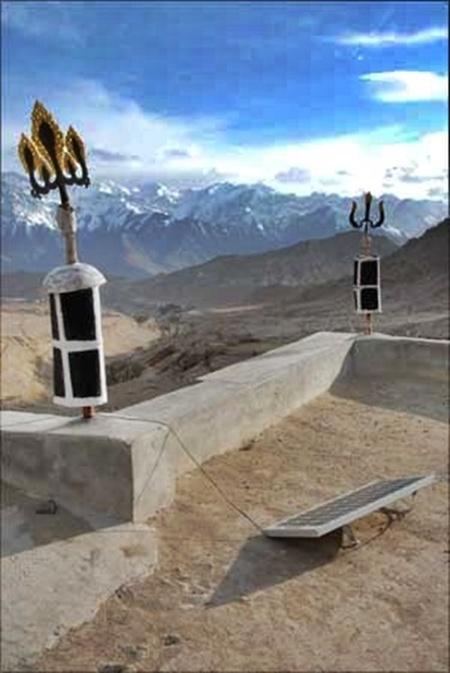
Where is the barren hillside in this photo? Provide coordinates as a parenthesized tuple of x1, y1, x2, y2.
(1, 220, 447, 413)
(100, 230, 397, 311)
(1, 302, 160, 407)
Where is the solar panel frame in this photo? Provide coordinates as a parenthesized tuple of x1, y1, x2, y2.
(264, 475, 437, 538)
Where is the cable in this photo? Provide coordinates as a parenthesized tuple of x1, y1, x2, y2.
(166, 422, 264, 534)
(104, 412, 264, 534)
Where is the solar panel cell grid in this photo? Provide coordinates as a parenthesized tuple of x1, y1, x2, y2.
(277, 477, 422, 528)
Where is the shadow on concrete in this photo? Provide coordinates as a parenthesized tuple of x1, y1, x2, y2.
(1, 482, 95, 558)
(330, 376, 448, 424)
(207, 530, 341, 607)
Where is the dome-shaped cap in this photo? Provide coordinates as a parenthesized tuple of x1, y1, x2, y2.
(43, 263, 106, 293)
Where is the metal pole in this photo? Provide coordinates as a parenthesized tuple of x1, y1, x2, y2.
(56, 204, 79, 264)
(350, 192, 385, 338)
(362, 226, 373, 336)
(56, 205, 95, 420)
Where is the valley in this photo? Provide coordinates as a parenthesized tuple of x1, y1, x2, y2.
(1, 218, 448, 413)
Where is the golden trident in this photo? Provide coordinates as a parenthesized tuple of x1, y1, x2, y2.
(17, 101, 90, 264)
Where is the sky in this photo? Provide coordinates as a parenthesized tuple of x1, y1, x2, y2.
(1, 0, 448, 199)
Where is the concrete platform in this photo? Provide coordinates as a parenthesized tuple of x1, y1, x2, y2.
(1, 483, 157, 672)
(1, 331, 448, 670)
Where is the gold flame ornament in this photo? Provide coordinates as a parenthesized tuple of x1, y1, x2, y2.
(31, 101, 67, 170)
(18, 133, 55, 181)
(17, 100, 90, 202)
(66, 126, 87, 165)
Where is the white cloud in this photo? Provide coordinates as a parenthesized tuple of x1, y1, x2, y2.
(335, 26, 448, 48)
(360, 71, 448, 102)
(4, 78, 447, 200)
(3, 78, 228, 178)
(208, 126, 448, 200)
(2, 1, 84, 43)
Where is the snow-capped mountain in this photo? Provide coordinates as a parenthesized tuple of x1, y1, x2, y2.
(1, 172, 446, 278)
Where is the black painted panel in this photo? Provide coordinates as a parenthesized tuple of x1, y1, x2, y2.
(61, 289, 96, 341)
(53, 348, 65, 397)
(360, 259, 378, 286)
(69, 349, 101, 398)
(49, 294, 59, 339)
(360, 287, 379, 311)
(353, 260, 358, 285)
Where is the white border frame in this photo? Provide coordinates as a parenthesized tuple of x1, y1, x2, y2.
(354, 286, 382, 314)
(354, 255, 380, 287)
(51, 286, 107, 407)
(353, 256, 382, 314)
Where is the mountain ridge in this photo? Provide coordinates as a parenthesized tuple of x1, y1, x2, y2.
(100, 229, 397, 311)
(1, 171, 446, 278)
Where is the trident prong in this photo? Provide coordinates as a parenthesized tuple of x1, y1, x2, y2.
(349, 191, 385, 234)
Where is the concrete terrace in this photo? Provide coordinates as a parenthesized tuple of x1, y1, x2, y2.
(1, 331, 448, 671)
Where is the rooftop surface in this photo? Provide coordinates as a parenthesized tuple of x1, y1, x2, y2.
(30, 375, 448, 673)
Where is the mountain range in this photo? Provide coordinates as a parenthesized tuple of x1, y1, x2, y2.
(1, 171, 446, 278)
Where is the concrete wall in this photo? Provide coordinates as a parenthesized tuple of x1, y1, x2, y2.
(1, 332, 447, 523)
(343, 333, 449, 383)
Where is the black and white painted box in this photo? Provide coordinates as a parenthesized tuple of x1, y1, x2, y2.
(353, 255, 382, 313)
(43, 263, 108, 407)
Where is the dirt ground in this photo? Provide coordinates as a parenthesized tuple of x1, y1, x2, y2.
(3, 293, 447, 415)
(0, 301, 160, 407)
(33, 377, 449, 673)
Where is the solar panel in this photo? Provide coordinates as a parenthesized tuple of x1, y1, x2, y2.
(264, 475, 437, 538)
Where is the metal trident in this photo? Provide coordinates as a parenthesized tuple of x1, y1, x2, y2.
(18, 101, 90, 206)
(18, 101, 91, 267)
(349, 192, 385, 234)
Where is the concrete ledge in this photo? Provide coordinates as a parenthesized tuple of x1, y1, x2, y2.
(2, 332, 447, 523)
(1, 332, 355, 523)
(345, 333, 449, 382)
(0, 413, 170, 523)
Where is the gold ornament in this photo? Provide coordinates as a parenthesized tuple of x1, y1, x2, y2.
(66, 126, 87, 164)
(31, 100, 66, 169)
(18, 133, 55, 180)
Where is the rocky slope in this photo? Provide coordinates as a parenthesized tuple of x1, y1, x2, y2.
(101, 230, 397, 311)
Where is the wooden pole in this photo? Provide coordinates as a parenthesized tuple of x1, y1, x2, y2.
(56, 205, 95, 420)
(362, 228, 373, 336)
(82, 406, 95, 419)
(364, 312, 373, 336)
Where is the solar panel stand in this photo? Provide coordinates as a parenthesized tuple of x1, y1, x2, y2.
(341, 524, 359, 549)
(380, 491, 416, 522)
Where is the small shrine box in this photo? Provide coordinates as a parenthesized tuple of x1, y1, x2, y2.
(43, 263, 108, 407)
(353, 255, 382, 313)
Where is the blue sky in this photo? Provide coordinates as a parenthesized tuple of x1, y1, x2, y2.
(1, 1, 448, 198)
